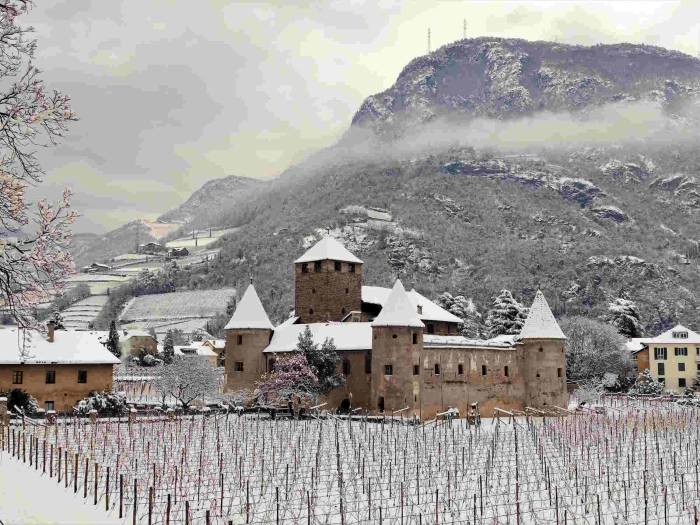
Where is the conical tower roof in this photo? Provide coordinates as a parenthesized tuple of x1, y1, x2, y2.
(371, 279, 424, 328)
(519, 290, 566, 340)
(294, 237, 363, 264)
(224, 284, 273, 330)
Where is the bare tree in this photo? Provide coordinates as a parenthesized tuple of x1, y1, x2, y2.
(0, 2, 78, 330)
(155, 357, 220, 410)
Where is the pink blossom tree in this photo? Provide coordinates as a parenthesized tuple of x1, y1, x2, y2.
(256, 353, 319, 405)
(0, 1, 78, 330)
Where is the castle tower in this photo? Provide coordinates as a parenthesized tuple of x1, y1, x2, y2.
(519, 290, 568, 409)
(294, 237, 363, 323)
(224, 284, 273, 392)
(370, 279, 424, 417)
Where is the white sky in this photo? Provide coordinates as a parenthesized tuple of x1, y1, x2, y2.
(22, 0, 700, 232)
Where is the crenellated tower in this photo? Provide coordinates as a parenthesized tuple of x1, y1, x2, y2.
(370, 279, 424, 417)
(294, 237, 363, 323)
(519, 290, 568, 409)
(224, 284, 273, 392)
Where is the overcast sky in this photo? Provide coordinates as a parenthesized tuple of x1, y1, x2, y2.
(24, 1, 700, 233)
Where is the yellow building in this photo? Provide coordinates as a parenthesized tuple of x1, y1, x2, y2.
(638, 325, 700, 393)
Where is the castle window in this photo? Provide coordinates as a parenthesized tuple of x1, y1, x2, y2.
(557, 368, 562, 378)
(314, 261, 322, 272)
(348, 263, 355, 273)
(675, 347, 688, 357)
(234, 362, 244, 372)
(679, 378, 687, 388)
(334, 261, 342, 272)
(658, 362, 665, 376)
(481, 365, 487, 376)
(301, 263, 309, 274)
(654, 347, 667, 360)
(434, 363, 440, 375)
(678, 362, 686, 372)
(384, 364, 393, 376)
(364, 351, 371, 373)
(413, 365, 419, 376)
(378, 396, 384, 412)
(77, 370, 88, 384)
(312, 288, 316, 294)
(539, 347, 543, 353)
(457, 363, 464, 375)
(536, 371, 540, 378)
(45, 370, 56, 384)
(392, 334, 397, 339)
(342, 359, 351, 376)
(412, 333, 418, 344)
(341, 307, 346, 316)
(504, 366, 509, 377)
(12, 370, 22, 384)
(237, 334, 243, 345)
(45, 401, 54, 411)
(309, 309, 314, 315)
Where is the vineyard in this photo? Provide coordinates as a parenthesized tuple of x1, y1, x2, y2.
(2, 398, 700, 524)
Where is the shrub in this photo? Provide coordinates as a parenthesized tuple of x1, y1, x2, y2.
(74, 391, 128, 417)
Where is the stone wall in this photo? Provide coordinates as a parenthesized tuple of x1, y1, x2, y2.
(224, 328, 271, 392)
(0, 364, 115, 412)
(294, 260, 362, 323)
(323, 351, 372, 410)
(520, 339, 569, 409)
(370, 326, 422, 417)
(419, 346, 525, 419)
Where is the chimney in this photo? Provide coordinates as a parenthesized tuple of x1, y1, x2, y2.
(47, 321, 55, 343)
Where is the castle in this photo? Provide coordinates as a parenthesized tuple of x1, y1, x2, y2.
(224, 237, 568, 419)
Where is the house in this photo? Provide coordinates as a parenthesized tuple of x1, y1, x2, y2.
(0, 324, 120, 412)
(202, 339, 226, 367)
(119, 329, 158, 357)
(173, 344, 218, 366)
(169, 247, 189, 257)
(631, 325, 700, 393)
(224, 237, 568, 419)
(81, 262, 112, 274)
(138, 242, 165, 254)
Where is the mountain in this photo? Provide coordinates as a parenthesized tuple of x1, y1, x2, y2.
(158, 175, 266, 225)
(77, 38, 700, 335)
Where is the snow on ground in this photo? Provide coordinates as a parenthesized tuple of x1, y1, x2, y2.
(0, 453, 120, 524)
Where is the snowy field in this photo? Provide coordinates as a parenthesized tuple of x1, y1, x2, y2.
(2, 398, 700, 524)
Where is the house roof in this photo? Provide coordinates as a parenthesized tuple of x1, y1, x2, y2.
(203, 339, 225, 350)
(518, 290, 566, 340)
(174, 344, 217, 357)
(626, 338, 647, 353)
(641, 324, 700, 345)
(264, 322, 372, 353)
(0, 328, 120, 365)
(371, 280, 424, 328)
(224, 284, 273, 330)
(362, 286, 462, 324)
(121, 329, 153, 340)
(294, 237, 363, 264)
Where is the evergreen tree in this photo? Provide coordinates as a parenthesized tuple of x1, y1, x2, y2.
(106, 320, 121, 358)
(607, 293, 642, 338)
(484, 289, 528, 338)
(629, 369, 663, 395)
(295, 326, 344, 394)
(435, 292, 483, 338)
(163, 330, 175, 365)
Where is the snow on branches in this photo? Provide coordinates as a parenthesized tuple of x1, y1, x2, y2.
(155, 357, 220, 410)
(607, 294, 642, 338)
(0, 2, 78, 328)
(484, 289, 528, 338)
(256, 353, 318, 404)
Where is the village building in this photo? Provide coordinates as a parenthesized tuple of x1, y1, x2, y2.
(119, 329, 158, 357)
(630, 325, 700, 393)
(224, 237, 568, 418)
(201, 339, 226, 367)
(173, 343, 219, 366)
(0, 324, 120, 411)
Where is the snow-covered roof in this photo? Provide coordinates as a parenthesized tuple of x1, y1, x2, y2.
(264, 323, 372, 353)
(518, 291, 566, 340)
(225, 284, 273, 330)
(276, 316, 300, 329)
(362, 286, 462, 324)
(423, 334, 514, 349)
(371, 280, 424, 328)
(0, 328, 120, 365)
(642, 325, 700, 345)
(294, 237, 363, 264)
(626, 338, 647, 353)
(203, 339, 225, 350)
(174, 344, 218, 357)
(121, 329, 153, 340)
